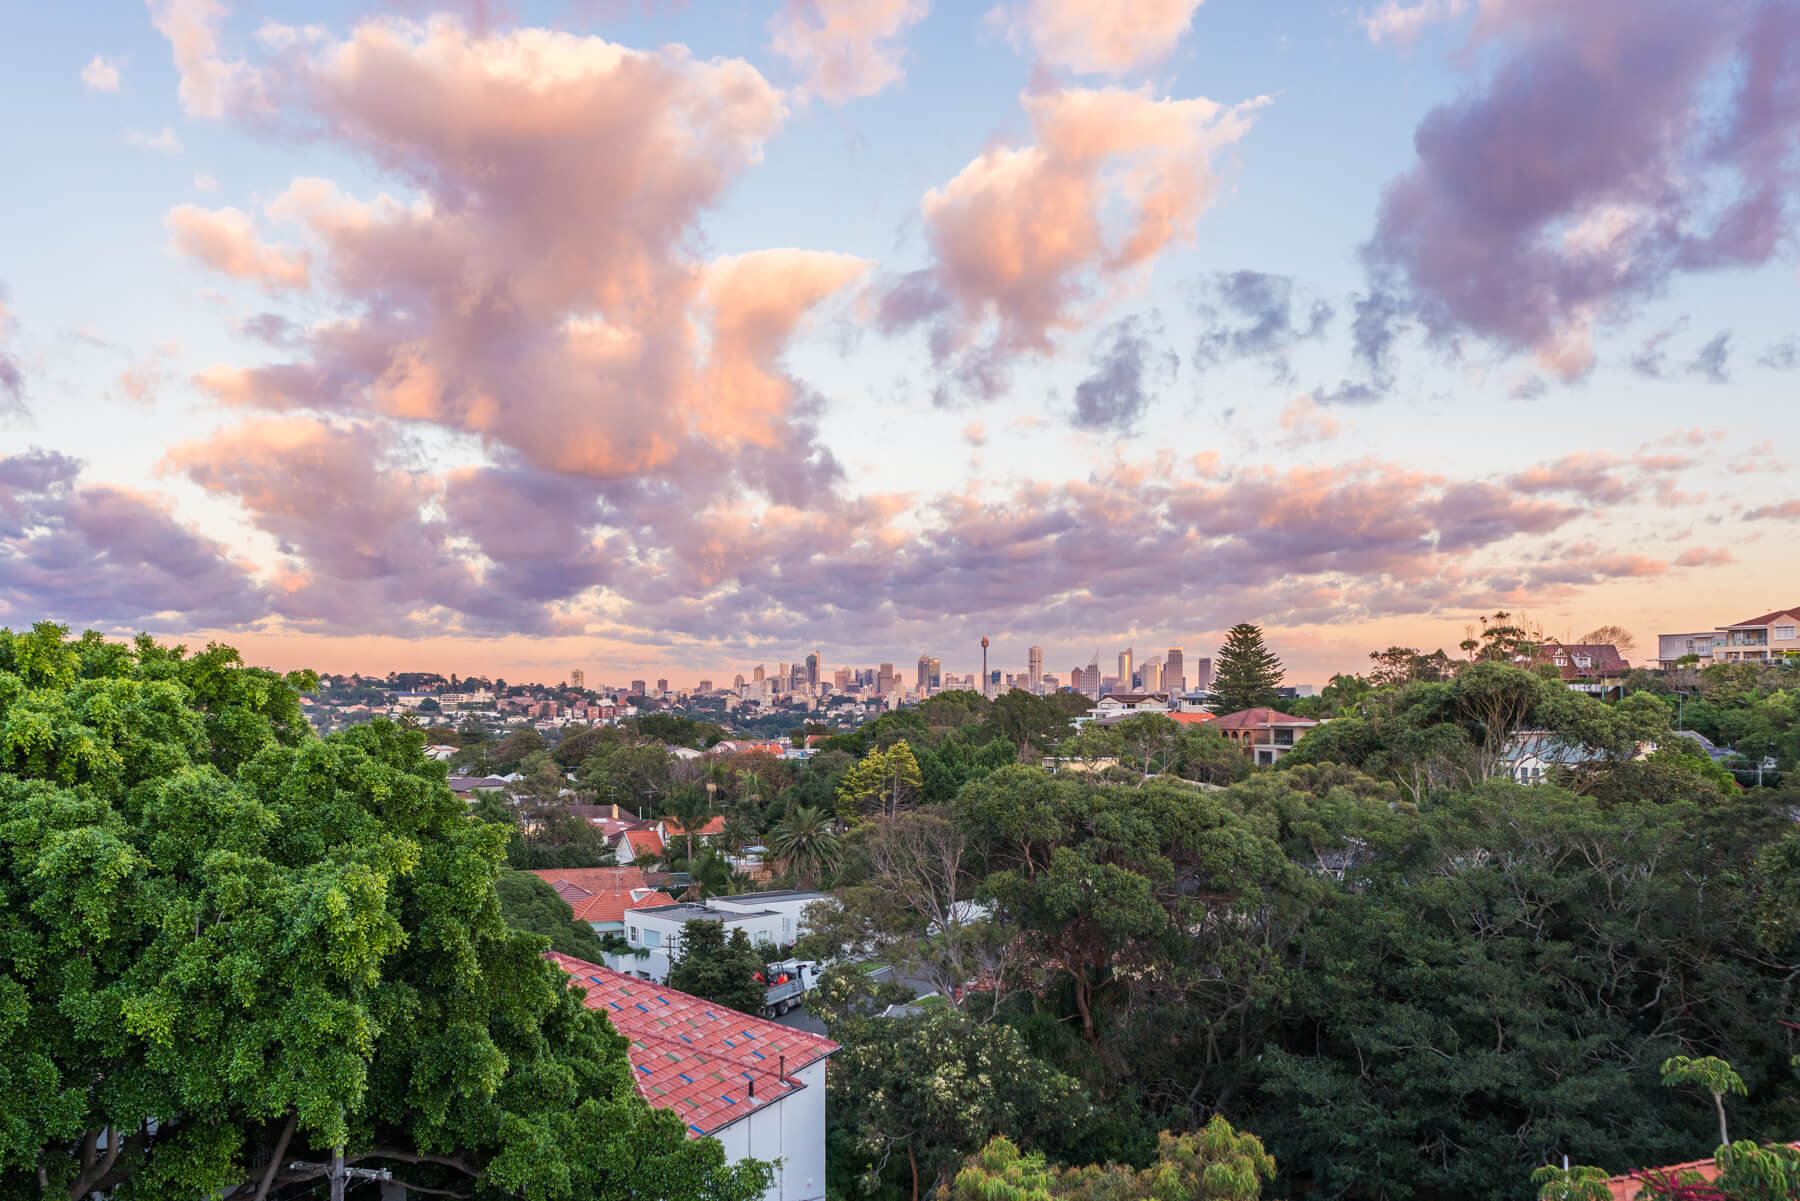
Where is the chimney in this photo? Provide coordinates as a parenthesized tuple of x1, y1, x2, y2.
(778, 1055, 785, 1084)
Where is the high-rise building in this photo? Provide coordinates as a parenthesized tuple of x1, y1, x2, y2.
(806, 652, 820, 686)
(917, 654, 931, 689)
(655, 678, 668, 694)
(878, 663, 895, 693)
(1165, 647, 1184, 694)
(630, 679, 646, 697)
(733, 673, 746, 689)
(1118, 647, 1133, 689)
(570, 668, 585, 690)
(833, 667, 851, 689)
(1192, 657, 1214, 692)
(1028, 645, 1043, 687)
(752, 664, 765, 683)
(917, 656, 941, 691)
(697, 679, 712, 693)
(1140, 658, 1161, 692)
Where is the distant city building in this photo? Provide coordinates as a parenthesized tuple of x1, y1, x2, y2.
(1117, 648, 1133, 689)
(1028, 645, 1043, 687)
(877, 663, 895, 693)
(733, 673, 746, 689)
(1191, 657, 1214, 693)
(806, 652, 820, 686)
(833, 667, 850, 689)
(630, 679, 647, 697)
(916, 654, 941, 691)
(697, 679, 712, 694)
(1164, 647, 1184, 694)
(570, 668, 584, 690)
(1140, 657, 1161, 692)
(655, 678, 669, 694)
(752, 664, 765, 683)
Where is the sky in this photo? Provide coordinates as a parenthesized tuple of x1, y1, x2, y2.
(1, 0, 1797, 689)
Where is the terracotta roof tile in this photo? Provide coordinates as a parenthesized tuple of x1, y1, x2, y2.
(545, 952, 838, 1137)
(529, 867, 673, 924)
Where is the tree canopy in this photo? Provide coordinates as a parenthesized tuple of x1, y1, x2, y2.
(1207, 624, 1284, 714)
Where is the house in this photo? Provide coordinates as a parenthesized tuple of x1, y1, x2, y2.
(446, 775, 510, 795)
(622, 901, 789, 982)
(423, 744, 458, 761)
(658, 815, 728, 844)
(529, 866, 674, 939)
(1599, 1144, 1800, 1200)
(546, 952, 838, 1201)
(708, 890, 829, 946)
(1655, 631, 1721, 668)
(1712, 605, 1800, 663)
(612, 826, 666, 864)
(1212, 708, 1320, 766)
(1525, 642, 1631, 698)
(1498, 731, 1614, 784)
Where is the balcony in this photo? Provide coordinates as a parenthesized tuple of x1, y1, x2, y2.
(1725, 631, 1769, 647)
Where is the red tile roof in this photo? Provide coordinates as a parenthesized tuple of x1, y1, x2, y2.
(618, 828, 665, 857)
(1602, 1144, 1800, 1200)
(545, 952, 838, 1138)
(1166, 711, 1218, 725)
(1212, 707, 1315, 729)
(661, 816, 727, 838)
(530, 867, 674, 925)
(1529, 642, 1629, 678)
(1725, 606, 1800, 627)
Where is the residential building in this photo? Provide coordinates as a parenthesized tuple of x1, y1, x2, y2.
(1497, 730, 1614, 784)
(623, 901, 787, 982)
(1164, 647, 1184, 694)
(1213, 708, 1320, 766)
(1712, 605, 1800, 662)
(1028, 645, 1043, 687)
(1523, 642, 1631, 697)
(612, 826, 666, 864)
(529, 866, 674, 939)
(708, 889, 829, 946)
(547, 952, 838, 1201)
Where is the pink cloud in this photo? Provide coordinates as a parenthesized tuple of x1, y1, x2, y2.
(147, 0, 260, 117)
(883, 83, 1265, 396)
(166, 204, 310, 290)
(1276, 394, 1341, 447)
(81, 54, 123, 93)
(1744, 499, 1800, 521)
(1675, 546, 1734, 567)
(1365, 0, 1800, 378)
(769, 0, 929, 102)
(994, 0, 1205, 75)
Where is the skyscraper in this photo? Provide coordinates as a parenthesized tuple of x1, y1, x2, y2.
(917, 654, 931, 689)
(1140, 658, 1161, 692)
(655, 678, 668, 694)
(806, 651, 820, 686)
(752, 664, 765, 683)
(1118, 647, 1133, 689)
(570, 668, 584, 689)
(1192, 657, 1214, 693)
(1028, 645, 1042, 688)
(878, 663, 895, 694)
(917, 656, 941, 691)
(1165, 648, 1184, 694)
(697, 679, 712, 693)
(630, 679, 646, 697)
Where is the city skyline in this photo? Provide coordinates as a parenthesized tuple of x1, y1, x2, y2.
(1, 0, 1796, 687)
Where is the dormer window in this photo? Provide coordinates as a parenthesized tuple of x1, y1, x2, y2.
(1553, 656, 1567, 666)
(1574, 655, 1592, 668)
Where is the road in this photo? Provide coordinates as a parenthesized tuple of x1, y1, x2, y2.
(770, 965, 937, 1034)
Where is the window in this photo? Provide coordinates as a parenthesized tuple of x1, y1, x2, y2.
(644, 929, 662, 948)
(628, 925, 639, 943)
(1776, 625, 1796, 641)
(782, 917, 794, 939)
(1574, 655, 1592, 668)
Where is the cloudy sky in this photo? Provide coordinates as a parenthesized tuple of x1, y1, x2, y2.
(2, 0, 1797, 687)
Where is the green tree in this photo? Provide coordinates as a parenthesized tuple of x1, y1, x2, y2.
(0, 623, 767, 1201)
(663, 920, 767, 1015)
(493, 868, 619, 961)
(661, 783, 722, 897)
(836, 739, 924, 821)
(1660, 1055, 1747, 1148)
(1530, 1163, 1612, 1201)
(827, 1007, 1088, 1201)
(1208, 624, 1285, 715)
(950, 1119, 1277, 1201)
(767, 804, 842, 888)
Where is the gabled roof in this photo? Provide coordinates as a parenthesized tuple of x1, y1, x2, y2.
(1530, 642, 1629, 678)
(545, 952, 838, 1137)
(530, 866, 674, 925)
(1723, 606, 1800, 628)
(618, 828, 665, 856)
(1166, 712, 1218, 725)
(661, 816, 727, 837)
(1212, 707, 1315, 729)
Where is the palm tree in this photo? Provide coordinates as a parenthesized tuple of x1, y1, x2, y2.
(660, 783, 720, 899)
(767, 806, 841, 889)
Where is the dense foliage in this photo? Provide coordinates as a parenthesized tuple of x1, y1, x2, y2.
(663, 920, 768, 1014)
(0, 624, 767, 1201)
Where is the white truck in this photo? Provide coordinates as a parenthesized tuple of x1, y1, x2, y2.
(758, 958, 817, 1018)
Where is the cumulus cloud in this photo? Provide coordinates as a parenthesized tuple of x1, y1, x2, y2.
(117, 341, 183, 403)
(147, 0, 260, 117)
(1192, 270, 1331, 381)
(81, 55, 122, 93)
(1360, 0, 1467, 45)
(994, 0, 1204, 75)
(1685, 330, 1732, 383)
(1275, 395, 1341, 447)
(0, 448, 266, 628)
(1743, 499, 1800, 520)
(128, 127, 184, 153)
(882, 84, 1265, 397)
(1364, 0, 1800, 379)
(167, 204, 310, 290)
(1071, 314, 1177, 434)
(769, 0, 928, 102)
